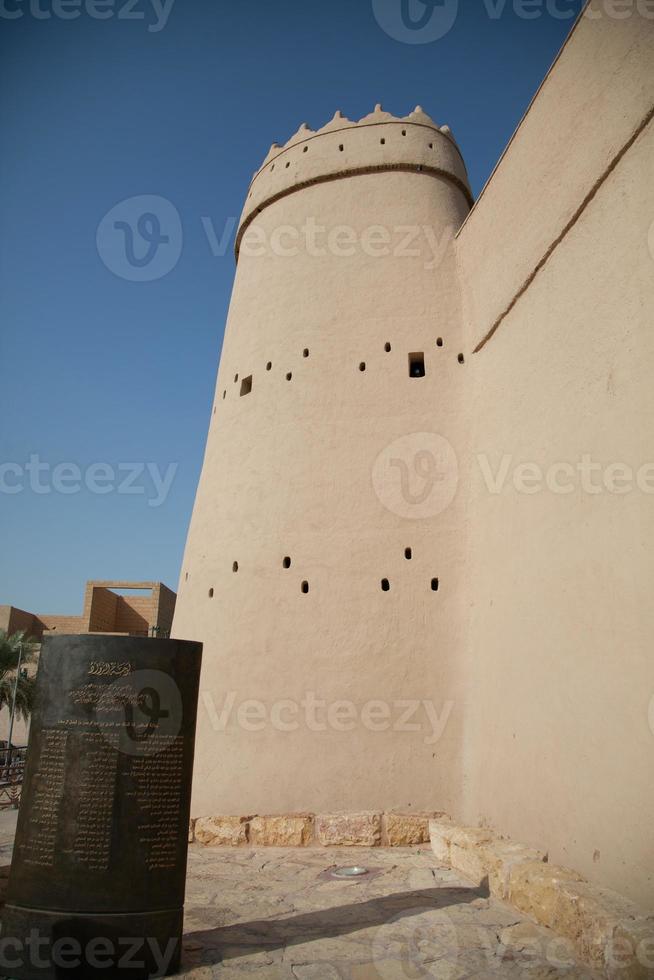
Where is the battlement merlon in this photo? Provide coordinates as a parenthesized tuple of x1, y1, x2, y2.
(235, 104, 474, 258)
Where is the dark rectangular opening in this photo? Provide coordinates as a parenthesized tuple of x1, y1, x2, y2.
(240, 376, 253, 396)
(409, 353, 425, 378)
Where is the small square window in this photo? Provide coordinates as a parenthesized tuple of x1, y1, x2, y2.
(240, 376, 253, 396)
(409, 353, 425, 378)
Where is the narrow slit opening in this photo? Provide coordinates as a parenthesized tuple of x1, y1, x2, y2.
(286, 372, 292, 381)
(208, 588, 214, 598)
(301, 580, 309, 594)
(232, 561, 239, 573)
(381, 578, 390, 592)
(384, 342, 391, 352)
(405, 548, 412, 560)
(283, 556, 291, 569)
(359, 362, 366, 372)
(431, 578, 439, 592)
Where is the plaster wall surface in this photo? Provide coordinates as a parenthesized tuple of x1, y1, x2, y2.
(458, 2, 654, 352)
(173, 5, 653, 907)
(462, 107, 654, 907)
(174, 120, 473, 818)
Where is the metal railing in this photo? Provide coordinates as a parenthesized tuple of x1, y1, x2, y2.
(0, 745, 27, 810)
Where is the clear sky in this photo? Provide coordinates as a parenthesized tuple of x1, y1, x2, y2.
(0, 0, 584, 615)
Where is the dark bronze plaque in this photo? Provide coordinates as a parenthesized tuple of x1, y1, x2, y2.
(1, 634, 202, 979)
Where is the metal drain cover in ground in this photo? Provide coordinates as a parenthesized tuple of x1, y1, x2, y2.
(331, 866, 369, 878)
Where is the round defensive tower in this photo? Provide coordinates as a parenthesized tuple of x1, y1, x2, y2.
(173, 105, 473, 820)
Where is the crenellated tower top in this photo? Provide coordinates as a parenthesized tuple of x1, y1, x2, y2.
(236, 104, 473, 256)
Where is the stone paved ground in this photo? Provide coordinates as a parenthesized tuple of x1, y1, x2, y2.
(180, 846, 600, 979)
(0, 813, 599, 978)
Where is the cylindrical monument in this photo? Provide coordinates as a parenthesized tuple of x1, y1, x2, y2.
(1, 634, 202, 979)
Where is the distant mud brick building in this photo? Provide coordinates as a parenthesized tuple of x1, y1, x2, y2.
(0, 581, 176, 640)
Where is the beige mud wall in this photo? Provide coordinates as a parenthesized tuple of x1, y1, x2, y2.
(458, 7, 654, 906)
(174, 115, 473, 819)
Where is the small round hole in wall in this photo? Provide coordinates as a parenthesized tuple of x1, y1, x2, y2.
(185, 572, 189, 581)
(286, 372, 292, 381)
(232, 561, 239, 573)
(431, 578, 439, 592)
(381, 578, 390, 592)
(285, 161, 290, 168)
(303, 348, 309, 358)
(458, 354, 465, 364)
(266, 361, 272, 371)
(405, 547, 412, 560)
(234, 374, 238, 383)
(402, 129, 407, 136)
(359, 362, 366, 372)
(301, 580, 309, 594)
(384, 342, 391, 352)
(380, 138, 386, 145)
(208, 588, 214, 598)
(303, 146, 308, 153)
(437, 338, 443, 348)
(283, 557, 291, 569)
(222, 390, 226, 399)
(339, 144, 344, 151)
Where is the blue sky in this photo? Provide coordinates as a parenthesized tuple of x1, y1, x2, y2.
(0, 0, 583, 615)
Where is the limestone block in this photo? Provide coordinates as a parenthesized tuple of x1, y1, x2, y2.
(315, 811, 381, 847)
(194, 815, 250, 846)
(508, 861, 654, 977)
(249, 814, 314, 847)
(428, 819, 546, 897)
(475, 838, 547, 899)
(382, 812, 441, 846)
(429, 817, 455, 864)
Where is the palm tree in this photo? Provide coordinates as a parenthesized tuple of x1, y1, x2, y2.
(0, 630, 38, 730)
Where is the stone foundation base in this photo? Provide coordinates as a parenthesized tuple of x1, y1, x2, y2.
(429, 817, 654, 980)
(190, 811, 443, 848)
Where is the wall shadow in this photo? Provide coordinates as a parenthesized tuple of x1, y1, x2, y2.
(184, 881, 489, 966)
